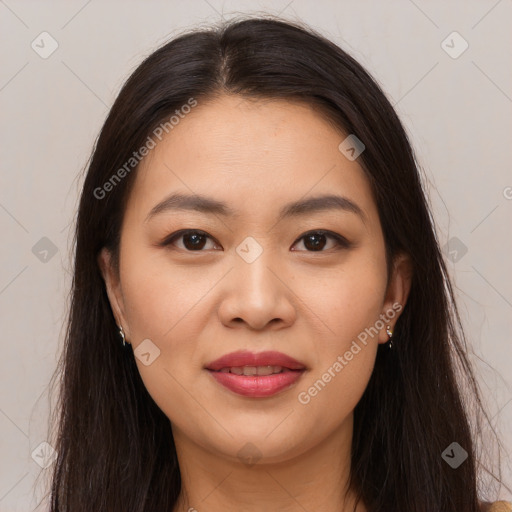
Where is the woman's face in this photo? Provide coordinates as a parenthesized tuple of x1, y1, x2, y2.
(99, 94, 411, 464)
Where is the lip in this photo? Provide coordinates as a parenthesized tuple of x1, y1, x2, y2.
(204, 350, 307, 398)
(207, 369, 305, 397)
(205, 350, 306, 371)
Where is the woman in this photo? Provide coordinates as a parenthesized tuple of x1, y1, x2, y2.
(46, 16, 510, 512)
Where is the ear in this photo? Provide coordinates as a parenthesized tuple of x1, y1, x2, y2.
(377, 252, 413, 344)
(97, 247, 131, 343)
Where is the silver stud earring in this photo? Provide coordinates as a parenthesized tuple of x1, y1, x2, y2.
(118, 325, 126, 347)
(386, 325, 393, 349)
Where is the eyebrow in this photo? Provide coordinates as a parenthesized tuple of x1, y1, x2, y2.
(145, 192, 367, 224)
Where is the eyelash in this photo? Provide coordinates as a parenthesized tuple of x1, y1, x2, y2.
(160, 229, 352, 252)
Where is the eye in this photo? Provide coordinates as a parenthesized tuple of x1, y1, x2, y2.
(161, 230, 220, 251)
(291, 230, 352, 252)
(160, 229, 351, 252)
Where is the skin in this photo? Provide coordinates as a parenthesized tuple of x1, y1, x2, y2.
(99, 94, 413, 512)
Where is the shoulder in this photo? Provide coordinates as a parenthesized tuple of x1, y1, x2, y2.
(480, 501, 512, 512)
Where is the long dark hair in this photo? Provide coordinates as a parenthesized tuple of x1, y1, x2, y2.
(46, 15, 501, 511)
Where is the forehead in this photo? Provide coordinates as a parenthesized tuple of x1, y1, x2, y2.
(124, 95, 379, 227)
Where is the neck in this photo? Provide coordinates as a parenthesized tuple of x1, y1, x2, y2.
(171, 413, 367, 512)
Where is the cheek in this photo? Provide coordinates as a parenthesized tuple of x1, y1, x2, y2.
(295, 341, 377, 439)
(293, 253, 386, 413)
(120, 247, 212, 342)
(302, 252, 388, 353)
(118, 250, 215, 420)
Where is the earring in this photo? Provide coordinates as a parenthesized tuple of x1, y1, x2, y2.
(118, 325, 126, 347)
(386, 325, 393, 349)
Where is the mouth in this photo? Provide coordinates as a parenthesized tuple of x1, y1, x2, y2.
(205, 367, 306, 397)
(205, 349, 307, 372)
(211, 365, 299, 376)
(204, 349, 307, 398)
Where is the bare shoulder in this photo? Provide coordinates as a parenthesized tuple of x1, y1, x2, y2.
(480, 501, 512, 512)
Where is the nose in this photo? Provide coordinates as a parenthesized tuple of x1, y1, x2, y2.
(217, 247, 296, 331)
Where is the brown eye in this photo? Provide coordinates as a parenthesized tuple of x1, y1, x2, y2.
(291, 230, 351, 252)
(162, 230, 219, 251)
(161, 229, 351, 253)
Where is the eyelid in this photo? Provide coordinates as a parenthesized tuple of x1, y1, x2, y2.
(159, 229, 219, 248)
(160, 229, 352, 251)
(292, 229, 352, 250)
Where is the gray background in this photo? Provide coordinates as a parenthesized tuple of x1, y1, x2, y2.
(0, 0, 511, 509)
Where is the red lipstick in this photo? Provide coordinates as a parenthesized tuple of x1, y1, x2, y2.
(205, 350, 307, 398)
